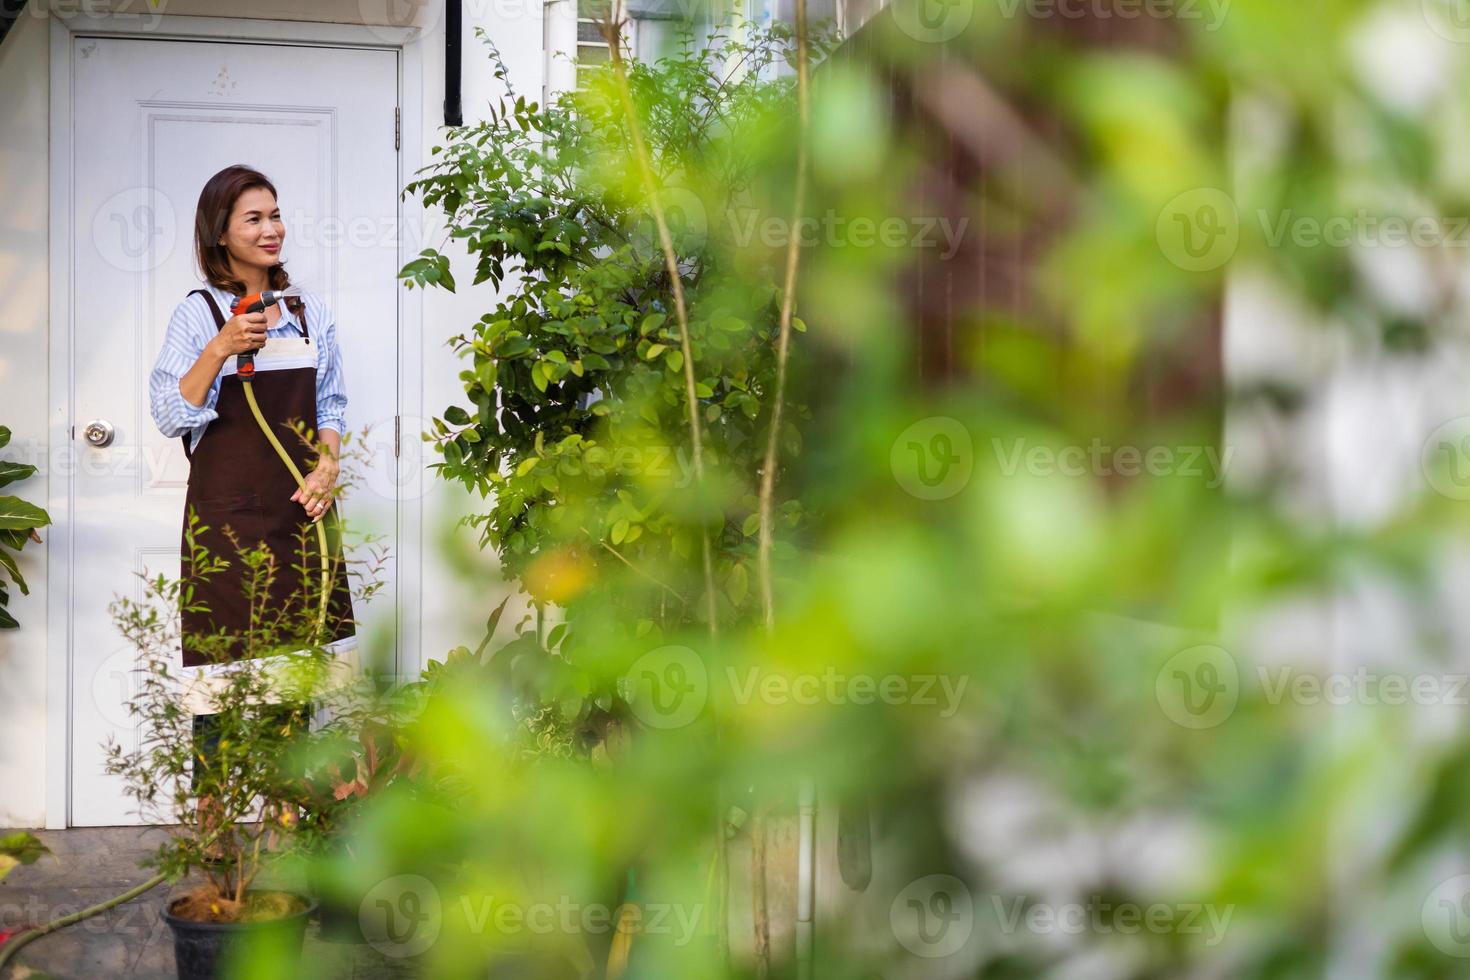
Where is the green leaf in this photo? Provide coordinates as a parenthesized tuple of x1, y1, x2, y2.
(644, 343, 667, 360)
(0, 426, 10, 450)
(793, 316, 808, 333)
(473, 596, 513, 658)
(0, 496, 50, 532)
(640, 313, 667, 336)
(0, 462, 33, 490)
(0, 548, 28, 596)
(665, 350, 684, 372)
(516, 457, 540, 477)
(611, 519, 629, 545)
(498, 336, 532, 358)
(741, 513, 761, 537)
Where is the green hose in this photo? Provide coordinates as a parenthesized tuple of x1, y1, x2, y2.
(241, 380, 331, 643)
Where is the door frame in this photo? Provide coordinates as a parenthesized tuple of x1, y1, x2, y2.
(46, 11, 426, 828)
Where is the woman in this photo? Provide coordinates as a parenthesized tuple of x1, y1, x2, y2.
(149, 164, 356, 669)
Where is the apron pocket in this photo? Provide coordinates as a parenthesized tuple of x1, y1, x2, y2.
(198, 492, 262, 511)
(197, 492, 268, 554)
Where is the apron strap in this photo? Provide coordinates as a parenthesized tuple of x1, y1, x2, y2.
(187, 288, 228, 330)
(294, 298, 310, 342)
(177, 288, 310, 459)
(180, 290, 228, 461)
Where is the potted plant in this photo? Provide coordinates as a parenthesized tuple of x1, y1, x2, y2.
(282, 713, 418, 944)
(103, 510, 364, 979)
(280, 607, 519, 946)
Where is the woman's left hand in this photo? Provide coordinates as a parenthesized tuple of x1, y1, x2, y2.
(291, 461, 338, 523)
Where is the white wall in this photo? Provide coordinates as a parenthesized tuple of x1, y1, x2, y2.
(0, 0, 549, 827)
(0, 5, 55, 829)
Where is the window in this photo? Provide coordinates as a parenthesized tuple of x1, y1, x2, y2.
(576, 0, 634, 88)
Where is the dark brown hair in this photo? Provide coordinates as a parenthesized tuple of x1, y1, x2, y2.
(193, 165, 305, 319)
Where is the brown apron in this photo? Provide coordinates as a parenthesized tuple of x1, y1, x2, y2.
(179, 289, 355, 667)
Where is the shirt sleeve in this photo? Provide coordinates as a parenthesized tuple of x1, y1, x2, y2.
(314, 297, 348, 436)
(149, 295, 220, 442)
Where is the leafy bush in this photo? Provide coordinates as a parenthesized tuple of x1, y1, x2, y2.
(0, 425, 51, 629)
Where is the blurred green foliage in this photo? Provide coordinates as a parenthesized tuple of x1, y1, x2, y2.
(236, 2, 1470, 978)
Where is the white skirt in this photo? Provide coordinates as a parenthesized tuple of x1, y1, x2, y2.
(177, 633, 361, 717)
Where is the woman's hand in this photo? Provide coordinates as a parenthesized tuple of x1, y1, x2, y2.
(209, 311, 268, 358)
(291, 458, 338, 523)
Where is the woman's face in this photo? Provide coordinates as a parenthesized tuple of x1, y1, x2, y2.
(217, 186, 284, 274)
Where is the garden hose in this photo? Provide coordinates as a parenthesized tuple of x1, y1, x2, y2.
(241, 379, 331, 643)
(230, 289, 330, 644)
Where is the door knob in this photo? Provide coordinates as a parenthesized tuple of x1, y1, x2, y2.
(83, 420, 115, 448)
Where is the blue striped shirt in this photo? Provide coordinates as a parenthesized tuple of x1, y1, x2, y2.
(149, 284, 347, 454)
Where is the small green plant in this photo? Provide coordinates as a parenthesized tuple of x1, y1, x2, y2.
(0, 425, 51, 629)
(104, 443, 386, 923)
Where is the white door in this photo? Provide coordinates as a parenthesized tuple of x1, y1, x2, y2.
(70, 35, 402, 826)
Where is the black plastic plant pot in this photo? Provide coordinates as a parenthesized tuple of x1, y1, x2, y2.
(306, 859, 367, 944)
(164, 893, 317, 980)
(314, 892, 365, 944)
